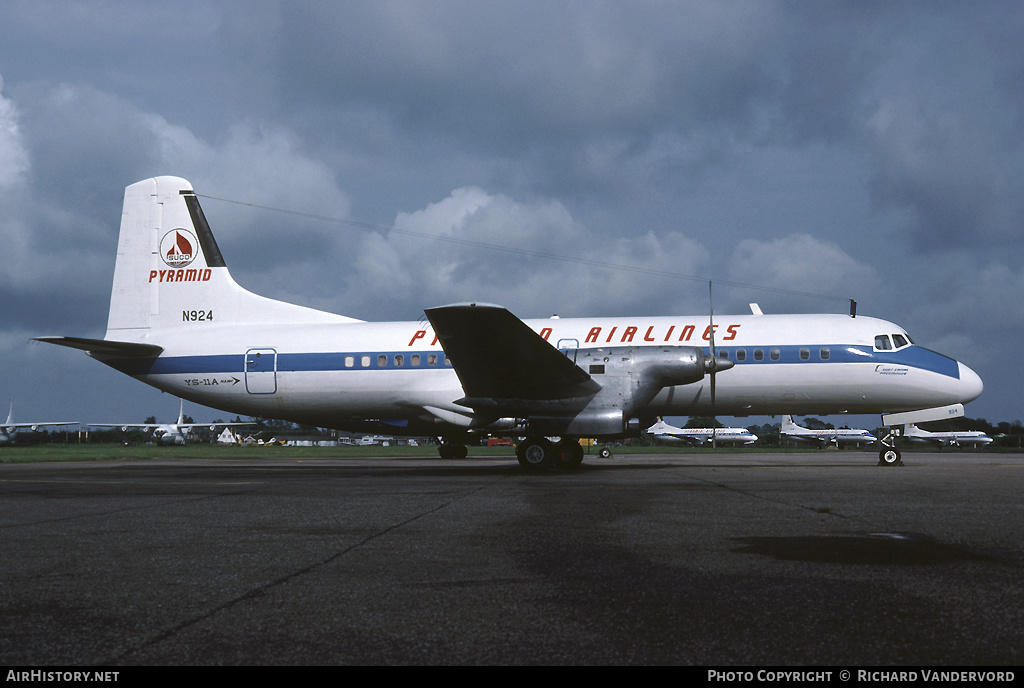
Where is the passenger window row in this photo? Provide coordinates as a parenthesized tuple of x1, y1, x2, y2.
(727, 347, 831, 362)
(342, 353, 453, 368)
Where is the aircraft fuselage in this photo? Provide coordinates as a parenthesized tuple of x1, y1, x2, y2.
(94, 312, 980, 436)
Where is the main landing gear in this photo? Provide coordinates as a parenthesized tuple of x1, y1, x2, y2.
(878, 426, 903, 466)
(436, 441, 468, 459)
(516, 437, 585, 471)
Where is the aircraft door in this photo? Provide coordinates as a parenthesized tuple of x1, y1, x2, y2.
(557, 338, 580, 364)
(245, 348, 278, 394)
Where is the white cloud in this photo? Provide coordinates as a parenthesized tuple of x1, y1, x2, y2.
(727, 234, 878, 309)
(0, 74, 29, 188)
(2, 78, 355, 321)
(336, 186, 711, 319)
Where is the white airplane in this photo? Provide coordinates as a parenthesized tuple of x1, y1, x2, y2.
(37, 177, 984, 468)
(358, 435, 395, 446)
(1, 401, 78, 445)
(646, 418, 758, 446)
(91, 398, 254, 445)
(780, 415, 876, 448)
(902, 423, 993, 448)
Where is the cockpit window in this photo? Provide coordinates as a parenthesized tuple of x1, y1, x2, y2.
(874, 335, 892, 351)
(892, 333, 909, 349)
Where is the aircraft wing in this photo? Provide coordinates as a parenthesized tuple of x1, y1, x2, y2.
(424, 304, 601, 411)
(90, 424, 158, 429)
(3, 422, 77, 429)
(177, 422, 257, 430)
(664, 433, 704, 447)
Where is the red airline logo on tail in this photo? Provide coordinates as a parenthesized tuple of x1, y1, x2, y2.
(160, 229, 198, 268)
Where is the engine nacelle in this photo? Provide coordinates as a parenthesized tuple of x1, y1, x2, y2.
(525, 410, 630, 436)
(575, 345, 719, 417)
(512, 345, 730, 437)
(463, 345, 733, 438)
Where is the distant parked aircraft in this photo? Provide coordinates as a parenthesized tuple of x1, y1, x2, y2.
(91, 399, 253, 445)
(645, 418, 758, 446)
(1, 400, 77, 445)
(902, 423, 993, 448)
(780, 415, 876, 448)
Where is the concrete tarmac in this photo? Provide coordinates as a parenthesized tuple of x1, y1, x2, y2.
(1, 451, 1022, 666)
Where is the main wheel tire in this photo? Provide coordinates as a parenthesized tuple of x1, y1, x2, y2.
(557, 441, 585, 468)
(517, 438, 554, 470)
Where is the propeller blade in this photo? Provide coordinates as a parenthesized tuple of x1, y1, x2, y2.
(709, 281, 716, 448)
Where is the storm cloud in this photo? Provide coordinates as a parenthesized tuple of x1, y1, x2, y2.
(1, 1, 1019, 424)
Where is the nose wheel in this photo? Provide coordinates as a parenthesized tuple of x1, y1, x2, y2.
(879, 447, 902, 465)
(878, 426, 903, 466)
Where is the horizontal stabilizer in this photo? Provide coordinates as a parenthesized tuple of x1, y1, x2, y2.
(425, 303, 600, 403)
(34, 337, 163, 358)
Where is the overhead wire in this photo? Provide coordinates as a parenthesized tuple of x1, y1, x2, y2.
(198, 193, 853, 306)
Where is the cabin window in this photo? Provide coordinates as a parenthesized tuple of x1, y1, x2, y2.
(719, 349, 729, 359)
(428, 353, 437, 366)
(735, 349, 746, 362)
(770, 348, 780, 361)
(377, 354, 388, 367)
(753, 349, 764, 361)
(411, 354, 421, 366)
(799, 348, 810, 361)
(819, 347, 830, 360)
(445, 356, 453, 366)
(345, 355, 354, 368)
(875, 335, 892, 350)
(361, 355, 371, 367)
(395, 354, 404, 367)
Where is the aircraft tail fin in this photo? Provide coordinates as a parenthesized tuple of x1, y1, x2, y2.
(105, 177, 360, 340)
(646, 418, 670, 433)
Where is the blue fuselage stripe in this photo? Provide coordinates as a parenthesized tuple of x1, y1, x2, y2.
(103, 344, 960, 379)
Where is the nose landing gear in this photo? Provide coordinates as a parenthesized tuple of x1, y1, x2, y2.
(878, 426, 903, 466)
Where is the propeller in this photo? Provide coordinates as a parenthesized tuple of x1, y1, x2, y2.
(709, 281, 717, 448)
(705, 281, 735, 448)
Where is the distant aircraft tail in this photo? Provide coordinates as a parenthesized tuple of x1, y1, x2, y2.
(780, 415, 798, 432)
(903, 423, 925, 437)
(105, 176, 360, 340)
(646, 417, 671, 433)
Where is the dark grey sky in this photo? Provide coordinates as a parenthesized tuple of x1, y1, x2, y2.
(1, 1, 1020, 426)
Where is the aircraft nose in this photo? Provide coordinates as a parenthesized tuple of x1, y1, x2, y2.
(957, 362, 984, 404)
